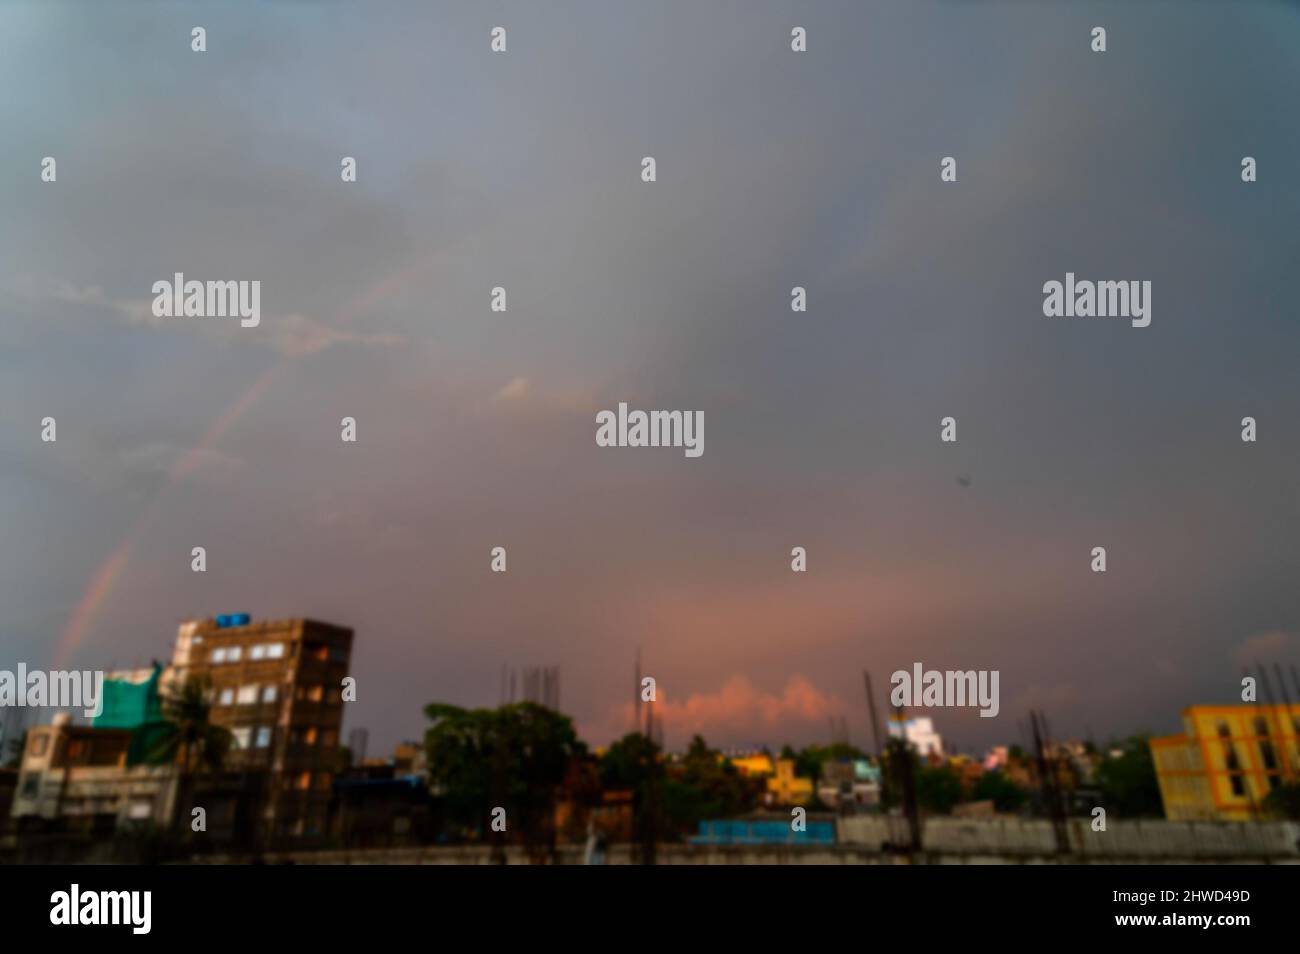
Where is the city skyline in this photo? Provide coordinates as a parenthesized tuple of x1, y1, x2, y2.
(4, 2, 1300, 757)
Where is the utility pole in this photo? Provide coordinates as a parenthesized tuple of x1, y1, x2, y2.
(1030, 710, 1069, 856)
(863, 672, 883, 761)
(634, 647, 642, 736)
(890, 705, 922, 859)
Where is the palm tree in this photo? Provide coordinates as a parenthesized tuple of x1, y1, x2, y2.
(149, 677, 232, 841)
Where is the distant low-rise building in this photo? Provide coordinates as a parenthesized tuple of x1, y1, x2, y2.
(10, 713, 263, 857)
(11, 714, 179, 831)
(728, 752, 775, 777)
(330, 767, 433, 848)
(816, 759, 881, 810)
(766, 758, 814, 806)
(888, 716, 944, 759)
(949, 754, 985, 794)
(983, 746, 1008, 772)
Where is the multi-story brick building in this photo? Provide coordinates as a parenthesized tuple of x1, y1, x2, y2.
(170, 615, 354, 841)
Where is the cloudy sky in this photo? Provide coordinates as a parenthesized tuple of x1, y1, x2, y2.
(2, 1, 1299, 755)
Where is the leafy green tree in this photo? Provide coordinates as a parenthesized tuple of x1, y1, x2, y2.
(424, 701, 585, 855)
(148, 677, 233, 843)
(1096, 735, 1164, 818)
(600, 732, 667, 862)
(661, 735, 760, 833)
(972, 770, 1027, 813)
(915, 763, 963, 814)
(1263, 781, 1300, 820)
(599, 732, 661, 789)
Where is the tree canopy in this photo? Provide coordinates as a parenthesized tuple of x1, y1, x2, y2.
(424, 701, 586, 845)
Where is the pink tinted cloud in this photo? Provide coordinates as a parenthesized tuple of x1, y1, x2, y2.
(613, 674, 844, 741)
(1232, 630, 1299, 668)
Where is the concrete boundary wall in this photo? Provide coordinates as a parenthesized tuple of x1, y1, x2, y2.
(198, 819, 1300, 865)
(837, 816, 1300, 861)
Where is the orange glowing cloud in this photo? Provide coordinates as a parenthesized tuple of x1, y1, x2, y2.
(615, 674, 844, 739)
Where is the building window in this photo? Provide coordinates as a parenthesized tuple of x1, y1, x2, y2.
(1260, 741, 1278, 771)
(1229, 774, 1245, 797)
(30, 733, 49, 757)
(1254, 716, 1269, 737)
(236, 685, 258, 705)
(296, 772, 312, 790)
(231, 728, 251, 750)
(255, 727, 272, 749)
(307, 686, 323, 703)
(21, 775, 39, 797)
(1217, 722, 1231, 739)
(249, 644, 266, 661)
(305, 727, 318, 745)
(261, 685, 277, 704)
(211, 647, 227, 664)
(266, 643, 285, 659)
(329, 647, 348, 663)
(218, 688, 234, 706)
(1224, 745, 1242, 774)
(322, 730, 337, 747)
(227, 646, 242, 663)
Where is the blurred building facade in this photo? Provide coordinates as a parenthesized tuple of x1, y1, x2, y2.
(171, 615, 354, 839)
(727, 752, 775, 777)
(888, 716, 944, 759)
(816, 759, 882, 810)
(8, 614, 355, 855)
(1150, 703, 1300, 820)
(766, 758, 814, 806)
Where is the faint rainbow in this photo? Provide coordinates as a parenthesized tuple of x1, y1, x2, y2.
(53, 250, 440, 668)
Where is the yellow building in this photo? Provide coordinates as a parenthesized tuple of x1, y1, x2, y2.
(727, 752, 775, 777)
(766, 758, 815, 806)
(1150, 704, 1300, 821)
